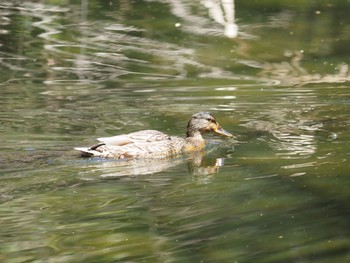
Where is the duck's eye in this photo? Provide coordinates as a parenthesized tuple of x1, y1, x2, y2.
(206, 118, 215, 123)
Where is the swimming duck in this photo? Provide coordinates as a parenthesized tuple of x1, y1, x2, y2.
(75, 112, 233, 159)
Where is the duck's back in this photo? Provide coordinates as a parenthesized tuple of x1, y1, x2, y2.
(97, 130, 169, 146)
(75, 130, 187, 159)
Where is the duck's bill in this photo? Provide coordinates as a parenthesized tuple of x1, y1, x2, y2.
(214, 127, 235, 138)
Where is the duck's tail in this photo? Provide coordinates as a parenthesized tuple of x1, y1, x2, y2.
(74, 147, 100, 157)
(74, 142, 106, 157)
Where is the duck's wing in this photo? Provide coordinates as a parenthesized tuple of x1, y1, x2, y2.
(76, 139, 175, 159)
(97, 130, 170, 146)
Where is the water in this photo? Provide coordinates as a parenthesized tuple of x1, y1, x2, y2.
(1, 0, 350, 262)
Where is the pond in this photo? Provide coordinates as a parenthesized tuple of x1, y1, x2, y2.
(0, 0, 350, 262)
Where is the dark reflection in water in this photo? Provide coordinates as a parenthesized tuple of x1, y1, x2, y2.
(1, 1, 349, 85)
(0, 0, 350, 262)
(76, 151, 228, 179)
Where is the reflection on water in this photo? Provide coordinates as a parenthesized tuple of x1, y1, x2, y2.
(201, 0, 238, 38)
(260, 51, 350, 85)
(1, 1, 349, 85)
(77, 152, 226, 179)
(244, 119, 317, 157)
(0, 0, 242, 85)
(0, 0, 350, 262)
(170, 0, 238, 38)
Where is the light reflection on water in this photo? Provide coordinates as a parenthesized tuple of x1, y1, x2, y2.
(0, 0, 350, 262)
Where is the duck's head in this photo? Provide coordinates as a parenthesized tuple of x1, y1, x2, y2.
(186, 112, 234, 138)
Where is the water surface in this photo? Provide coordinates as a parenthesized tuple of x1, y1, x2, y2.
(0, 1, 350, 262)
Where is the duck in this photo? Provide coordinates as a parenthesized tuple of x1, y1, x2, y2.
(74, 112, 234, 159)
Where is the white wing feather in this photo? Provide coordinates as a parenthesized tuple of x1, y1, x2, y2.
(97, 130, 169, 146)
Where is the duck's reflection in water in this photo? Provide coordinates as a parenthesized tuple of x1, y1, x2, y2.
(188, 153, 226, 183)
(78, 151, 227, 181)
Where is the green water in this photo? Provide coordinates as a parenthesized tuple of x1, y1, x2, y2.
(0, 0, 350, 262)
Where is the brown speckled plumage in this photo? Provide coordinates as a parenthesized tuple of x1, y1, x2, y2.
(75, 112, 233, 159)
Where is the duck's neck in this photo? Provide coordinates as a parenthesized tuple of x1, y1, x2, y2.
(183, 130, 205, 152)
(186, 130, 204, 140)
